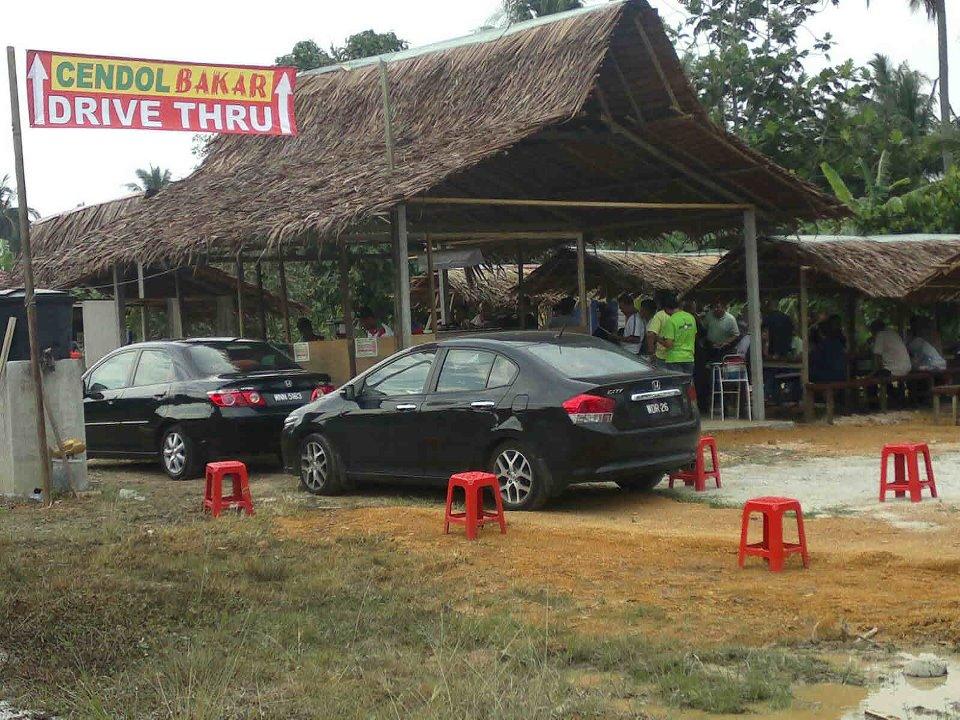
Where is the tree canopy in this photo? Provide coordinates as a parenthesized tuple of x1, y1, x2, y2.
(276, 30, 409, 72)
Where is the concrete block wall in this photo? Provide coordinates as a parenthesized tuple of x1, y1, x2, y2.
(0, 359, 88, 497)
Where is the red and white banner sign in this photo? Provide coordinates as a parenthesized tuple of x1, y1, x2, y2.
(25, 50, 297, 136)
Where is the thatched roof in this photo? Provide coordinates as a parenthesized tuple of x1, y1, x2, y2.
(29, 0, 842, 287)
(521, 246, 719, 299)
(0, 269, 14, 290)
(410, 264, 537, 315)
(906, 250, 960, 303)
(691, 235, 960, 300)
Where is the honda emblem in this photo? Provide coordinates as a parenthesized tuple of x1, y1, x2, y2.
(651, 380, 661, 390)
(284, 379, 293, 388)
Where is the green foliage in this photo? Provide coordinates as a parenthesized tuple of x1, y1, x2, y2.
(125, 165, 172, 195)
(503, 0, 583, 22)
(835, 168, 960, 234)
(0, 173, 39, 258)
(276, 31, 408, 72)
(0, 238, 12, 272)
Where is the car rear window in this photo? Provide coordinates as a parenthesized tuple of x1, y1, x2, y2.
(525, 343, 651, 378)
(188, 343, 300, 375)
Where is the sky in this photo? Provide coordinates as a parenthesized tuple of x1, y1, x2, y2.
(1, 0, 958, 218)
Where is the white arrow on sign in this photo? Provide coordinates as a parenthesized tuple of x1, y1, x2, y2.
(27, 54, 48, 126)
(274, 71, 293, 135)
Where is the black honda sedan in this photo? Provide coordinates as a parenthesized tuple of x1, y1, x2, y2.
(281, 332, 700, 510)
(83, 339, 334, 479)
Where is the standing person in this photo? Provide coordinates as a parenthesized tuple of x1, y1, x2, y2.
(658, 294, 697, 375)
(617, 293, 645, 354)
(703, 301, 740, 360)
(870, 320, 910, 377)
(644, 293, 670, 366)
(296, 317, 323, 342)
(359, 306, 394, 338)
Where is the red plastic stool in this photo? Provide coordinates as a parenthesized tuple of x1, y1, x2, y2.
(669, 435, 721, 491)
(443, 471, 507, 540)
(204, 461, 255, 518)
(738, 496, 809, 572)
(880, 443, 937, 503)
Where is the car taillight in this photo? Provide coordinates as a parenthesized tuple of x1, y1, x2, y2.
(562, 393, 615, 424)
(686, 382, 697, 403)
(207, 389, 265, 407)
(310, 384, 336, 401)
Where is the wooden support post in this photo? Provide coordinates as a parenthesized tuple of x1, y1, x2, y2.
(235, 256, 245, 338)
(167, 270, 184, 338)
(800, 266, 812, 422)
(633, 16, 681, 111)
(743, 209, 765, 421)
(425, 235, 439, 335)
(277, 251, 292, 344)
(113, 264, 126, 344)
(516, 247, 525, 330)
(844, 293, 857, 410)
(391, 205, 412, 348)
(255, 261, 267, 340)
(438, 267, 449, 325)
(338, 241, 357, 378)
(576, 233, 589, 331)
(137, 262, 147, 341)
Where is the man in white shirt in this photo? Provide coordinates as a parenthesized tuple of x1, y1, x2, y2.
(870, 320, 911, 377)
(359, 306, 394, 338)
(702, 301, 740, 359)
(617, 293, 645, 354)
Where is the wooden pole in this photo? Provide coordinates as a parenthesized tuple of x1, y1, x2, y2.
(255, 261, 267, 340)
(172, 270, 184, 337)
(338, 242, 357, 378)
(393, 205, 412, 348)
(406, 196, 752, 211)
(425, 234, 439, 335)
(112, 264, 126, 344)
(277, 251, 292, 344)
(517, 247, 525, 330)
(6, 46, 52, 504)
(576, 233, 589, 332)
(137, 262, 147, 341)
(235, 255, 245, 338)
(632, 16, 680, 111)
(800, 266, 812, 422)
(743, 209, 765, 421)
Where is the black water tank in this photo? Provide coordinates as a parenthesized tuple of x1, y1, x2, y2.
(0, 288, 74, 361)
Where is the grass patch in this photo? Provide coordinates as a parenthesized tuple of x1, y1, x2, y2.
(0, 477, 859, 719)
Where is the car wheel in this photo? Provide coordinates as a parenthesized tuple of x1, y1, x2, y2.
(489, 440, 549, 511)
(159, 425, 202, 480)
(298, 433, 344, 495)
(616, 473, 664, 492)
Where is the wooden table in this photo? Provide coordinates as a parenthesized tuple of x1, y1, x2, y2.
(933, 384, 960, 426)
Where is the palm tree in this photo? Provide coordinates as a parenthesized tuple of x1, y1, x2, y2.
(868, 0, 951, 171)
(125, 165, 172, 198)
(0, 174, 39, 258)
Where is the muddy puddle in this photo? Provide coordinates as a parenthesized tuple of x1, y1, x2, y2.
(649, 651, 960, 719)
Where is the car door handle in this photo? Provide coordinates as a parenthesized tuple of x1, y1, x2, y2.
(470, 401, 496, 409)
(153, 392, 167, 400)
(396, 403, 418, 411)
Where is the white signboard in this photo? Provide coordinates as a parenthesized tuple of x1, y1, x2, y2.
(355, 337, 378, 358)
(293, 342, 310, 363)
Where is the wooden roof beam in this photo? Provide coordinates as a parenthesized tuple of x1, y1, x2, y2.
(407, 197, 752, 211)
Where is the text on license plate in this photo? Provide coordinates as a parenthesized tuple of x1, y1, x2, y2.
(274, 392, 303, 402)
(645, 402, 670, 414)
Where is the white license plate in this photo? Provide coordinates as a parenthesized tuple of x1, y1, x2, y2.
(274, 392, 303, 402)
(646, 402, 670, 414)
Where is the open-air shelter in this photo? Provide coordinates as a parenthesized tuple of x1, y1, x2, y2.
(19, 0, 844, 419)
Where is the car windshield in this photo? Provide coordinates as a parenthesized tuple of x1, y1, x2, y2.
(525, 343, 651, 379)
(188, 343, 300, 375)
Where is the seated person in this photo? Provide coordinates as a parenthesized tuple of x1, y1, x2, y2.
(296, 317, 323, 342)
(908, 327, 947, 371)
(809, 317, 847, 383)
(870, 319, 911, 378)
(359, 306, 394, 338)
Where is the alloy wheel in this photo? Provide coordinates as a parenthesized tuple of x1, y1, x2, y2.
(301, 440, 328, 492)
(162, 432, 186, 476)
(494, 448, 534, 505)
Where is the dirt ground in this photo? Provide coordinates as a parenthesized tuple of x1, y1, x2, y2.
(270, 414, 960, 648)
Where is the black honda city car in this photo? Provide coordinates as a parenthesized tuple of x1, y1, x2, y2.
(281, 332, 700, 510)
(82, 339, 334, 479)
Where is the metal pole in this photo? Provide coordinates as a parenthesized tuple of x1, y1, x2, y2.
(516, 246, 525, 330)
(255, 261, 267, 340)
(743, 209, 765, 421)
(395, 204, 412, 347)
(277, 251, 292, 344)
(338, 242, 357, 378)
(800, 266, 812, 421)
(425, 234, 438, 335)
(6, 47, 51, 504)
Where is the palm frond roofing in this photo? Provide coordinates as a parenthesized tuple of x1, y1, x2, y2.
(29, 0, 843, 287)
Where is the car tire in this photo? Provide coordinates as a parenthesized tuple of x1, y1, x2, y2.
(488, 439, 549, 511)
(159, 425, 203, 480)
(298, 433, 345, 495)
(616, 473, 664, 492)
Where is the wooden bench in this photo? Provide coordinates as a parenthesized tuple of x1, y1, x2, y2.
(933, 385, 960, 426)
(806, 370, 958, 423)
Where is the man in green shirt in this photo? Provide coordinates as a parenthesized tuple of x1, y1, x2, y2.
(645, 301, 671, 365)
(658, 294, 697, 375)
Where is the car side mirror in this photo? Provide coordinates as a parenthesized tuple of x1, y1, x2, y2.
(340, 384, 357, 402)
